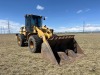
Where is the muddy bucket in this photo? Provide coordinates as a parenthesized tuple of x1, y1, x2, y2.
(41, 35, 84, 65)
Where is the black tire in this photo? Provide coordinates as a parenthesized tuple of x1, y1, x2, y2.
(28, 35, 42, 53)
(17, 34, 25, 47)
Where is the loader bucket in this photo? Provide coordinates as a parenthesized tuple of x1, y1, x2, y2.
(41, 35, 84, 65)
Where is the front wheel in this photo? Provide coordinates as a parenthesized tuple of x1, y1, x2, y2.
(28, 35, 42, 53)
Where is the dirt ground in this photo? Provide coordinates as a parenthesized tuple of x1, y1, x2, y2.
(0, 34, 100, 75)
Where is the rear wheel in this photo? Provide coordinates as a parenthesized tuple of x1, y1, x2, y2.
(28, 35, 42, 53)
(17, 34, 25, 47)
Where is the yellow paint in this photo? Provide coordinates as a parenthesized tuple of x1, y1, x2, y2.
(19, 26, 26, 36)
(19, 25, 53, 43)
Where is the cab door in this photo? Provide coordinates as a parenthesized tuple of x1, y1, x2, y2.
(25, 16, 33, 33)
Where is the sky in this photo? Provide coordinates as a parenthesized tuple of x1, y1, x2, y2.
(0, 0, 100, 33)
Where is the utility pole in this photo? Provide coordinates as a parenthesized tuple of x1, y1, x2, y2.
(83, 21, 85, 33)
(8, 20, 10, 34)
(1, 26, 2, 34)
(3, 26, 5, 34)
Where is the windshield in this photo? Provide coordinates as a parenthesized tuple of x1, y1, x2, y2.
(31, 16, 42, 27)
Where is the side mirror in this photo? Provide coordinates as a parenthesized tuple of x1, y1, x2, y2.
(43, 17, 46, 20)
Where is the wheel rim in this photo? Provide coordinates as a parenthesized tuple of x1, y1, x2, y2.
(17, 37, 21, 45)
(30, 41, 34, 49)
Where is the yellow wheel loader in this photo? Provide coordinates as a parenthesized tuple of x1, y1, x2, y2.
(16, 14, 84, 65)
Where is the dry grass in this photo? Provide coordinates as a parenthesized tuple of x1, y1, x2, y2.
(0, 34, 100, 75)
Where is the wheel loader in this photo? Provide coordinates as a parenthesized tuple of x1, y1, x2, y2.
(16, 14, 84, 65)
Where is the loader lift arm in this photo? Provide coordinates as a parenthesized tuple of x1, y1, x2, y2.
(35, 26, 58, 65)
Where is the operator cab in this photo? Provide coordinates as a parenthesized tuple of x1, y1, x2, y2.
(25, 14, 42, 32)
